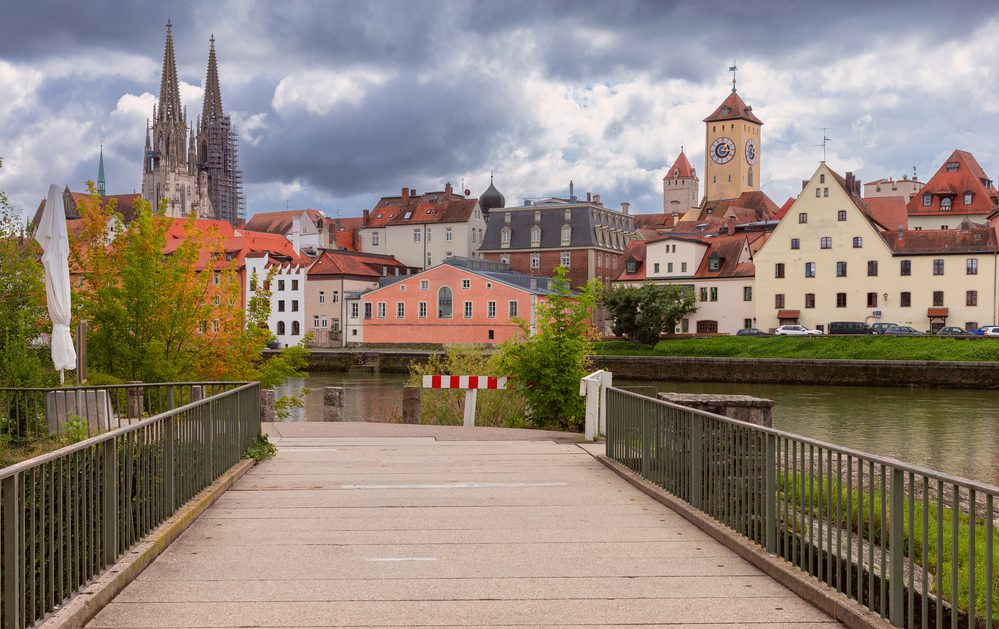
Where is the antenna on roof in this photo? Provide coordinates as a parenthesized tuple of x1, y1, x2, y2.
(912, 165, 917, 181)
(814, 128, 831, 163)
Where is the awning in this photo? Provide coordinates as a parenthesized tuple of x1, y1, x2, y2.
(777, 309, 800, 319)
(927, 307, 949, 318)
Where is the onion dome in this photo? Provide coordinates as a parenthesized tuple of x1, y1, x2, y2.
(479, 175, 505, 215)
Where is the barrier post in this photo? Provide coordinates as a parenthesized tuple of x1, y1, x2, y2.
(463, 389, 477, 427)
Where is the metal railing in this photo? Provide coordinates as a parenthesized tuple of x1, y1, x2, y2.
(606, 387, 997, 629)
(0, 382, 245, 441)
(0, 382, 260, 629)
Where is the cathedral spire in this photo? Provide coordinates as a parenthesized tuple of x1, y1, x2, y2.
(158, 20, 183, 123)
(202, 34, 223, 121)
(97, 144, 106, 198)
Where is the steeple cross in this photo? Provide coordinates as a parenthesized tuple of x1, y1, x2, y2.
(729, 60, 738, 92)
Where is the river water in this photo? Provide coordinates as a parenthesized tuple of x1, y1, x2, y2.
(276, 372, 999, 486)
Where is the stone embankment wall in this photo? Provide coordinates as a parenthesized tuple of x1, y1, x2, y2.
(269, 349, 999, 388)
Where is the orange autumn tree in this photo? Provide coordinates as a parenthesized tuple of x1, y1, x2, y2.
(70, 185, 304, 384)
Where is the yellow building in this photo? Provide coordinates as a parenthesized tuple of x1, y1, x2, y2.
(703, 90, 762, 202)
(754, 163, 999, 332)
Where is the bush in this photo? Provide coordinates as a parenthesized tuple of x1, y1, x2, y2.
(408, 345, 526, 427)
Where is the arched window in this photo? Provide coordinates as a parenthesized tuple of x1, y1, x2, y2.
(530, 226, 541, 242)
(277, 321, 286, 335)
(438, 286, 453, 318)
(291, 321, 300, 335)
(941, 196, 953, 211)
(747, 167, 754, 187)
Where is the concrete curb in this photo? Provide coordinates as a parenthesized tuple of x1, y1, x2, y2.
(39, 458, 256, 629)
(591, 452, 893, 629)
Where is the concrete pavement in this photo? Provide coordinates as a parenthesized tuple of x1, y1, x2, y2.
(88, 423, 841, 627)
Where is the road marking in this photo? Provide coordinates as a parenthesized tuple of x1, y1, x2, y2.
(278, 448, 339, 452)
(365, 557, 439, 562)
(339, 482, 568, 490)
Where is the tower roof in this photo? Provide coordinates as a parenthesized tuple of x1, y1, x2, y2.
(703, 91, 762, 125)
(157, 20, 183, 122)
(202, 35, 223, 121)
(664, 150, 695, 180)
(479, 175, 506, 213)
(97, 146, 106, 183)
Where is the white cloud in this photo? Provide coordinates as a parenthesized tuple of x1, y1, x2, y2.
(272, 69, 391, 116)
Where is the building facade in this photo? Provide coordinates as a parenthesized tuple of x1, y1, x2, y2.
(905, 150, 998, 230)
(244, 255, 309, 348)
(863, 176, 923, 201)
(754, 163, 999, 332)
(358, 184, 487, 269)
(359, 258, 551, 345)
(244, 209, 326, 254)
(703, 89, 763, 202)
(663, 150, 699, 214)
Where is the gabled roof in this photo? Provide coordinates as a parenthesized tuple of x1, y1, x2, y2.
(306, 250, 414, 278)
(364, 187, 478, 228)
(699, 190, 779, 222)
(244, 209, 325, 235)
(612, 234, 753, 282)
(881, 222, 999, 255)
(663, 151, 695, 180)
(864, 196, 908, 230)
(906, 150, 998, 216)
(773, 197, 795, 220)
(703, 91, 763, 125)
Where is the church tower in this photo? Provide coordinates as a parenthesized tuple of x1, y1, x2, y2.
(703, 68, 762, 202)
(662, 149, 699, 214)
(97, 145, 106, 198)
(197, 36, 244, 226)
(141, 21, 213, 218)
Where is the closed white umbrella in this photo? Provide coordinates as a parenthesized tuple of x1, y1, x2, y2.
(34, 184, 77, 383)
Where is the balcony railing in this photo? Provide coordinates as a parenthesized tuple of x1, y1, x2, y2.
(0, 382, 260, 628)
(606, 387, 997, 629)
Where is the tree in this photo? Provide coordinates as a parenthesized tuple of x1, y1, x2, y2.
(497, 266, 600, 431)
(0, 157, 52, 388)
(602, 284, 697, 345)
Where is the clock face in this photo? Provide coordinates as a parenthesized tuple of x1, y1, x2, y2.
(710, 137, 736, 164)
(745, 139, 758, 165)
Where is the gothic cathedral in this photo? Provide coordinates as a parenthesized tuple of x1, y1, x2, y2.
(142, 22, 244, 225)
(702, 84, 762, 202)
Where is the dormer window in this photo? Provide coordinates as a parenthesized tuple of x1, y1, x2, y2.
(501, 227, 511, 244)
(923, 194, 931, 207)
(534, 210, 541, 223)
(946, 162, 959, 172)
(561, 225, 571, 244)
(674, 169, 679, 176)
(708, 254, 720, 271)
(564, 209, 571, 221)
(530, 226, 541, 243)
(626, 259, 636, 274)
(964, 192, 973, 205)
(504, 212, 511, 223)
(940, 197, 953, 211)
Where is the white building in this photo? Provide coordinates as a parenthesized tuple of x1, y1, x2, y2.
(244, 252, 309, 348)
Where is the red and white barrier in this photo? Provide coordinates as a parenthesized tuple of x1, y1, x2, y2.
(421, 375, 508, 427)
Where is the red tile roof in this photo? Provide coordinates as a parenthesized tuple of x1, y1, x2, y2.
(307, 250, 414, 279)
(615, 239, 647, 281)
(244, 209, 325, 235)
(326, 216, 364, 251)
(777, 310, 800, 319)
(663, 151, 695, 179)
(703, 91, 763, 125)
(164, 217, 235, 240)
(613, 234, 753, 281)
(928, 307, 949, 318)
(365, 188, 477, 228)
(864, 196, 908, 230)
(700, 190, 779, 222)
(881, 222, 999, 255)
(33, 191, 142, 227)
(774, 197, 795, 220)
(906, 150, 998, 216)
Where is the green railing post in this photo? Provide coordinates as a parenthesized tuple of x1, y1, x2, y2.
(690, 412, 703, 510)
(102, 438, 118, 566)
(765, 433, 777, 554)
(165, 415, 175, 513)
(2, 473, 21, 629)
(641, 406, 650, 479)
(889, 466, 904, 627)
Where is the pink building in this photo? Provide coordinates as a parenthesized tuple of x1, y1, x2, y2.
(360, 258, 553, 345)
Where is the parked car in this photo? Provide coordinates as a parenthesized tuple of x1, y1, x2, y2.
(970, 325, 999, 336)
(735, 328, 769, 336)
(871, 322, 897, 334)
(936, 326, 967, 336)
(828, 321, 876, 335)
(774, 325, 822, 336)
(883, 325, 924, 335)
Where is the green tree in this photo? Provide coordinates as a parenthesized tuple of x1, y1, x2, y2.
(0, 157, 52, 388)
(602, 284, 696, 345)
(497, 266, 600, 431)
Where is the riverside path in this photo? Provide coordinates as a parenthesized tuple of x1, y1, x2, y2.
(87, 422, 841, 628)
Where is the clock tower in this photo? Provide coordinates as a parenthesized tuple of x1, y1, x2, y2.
(703, 86, 762, 202)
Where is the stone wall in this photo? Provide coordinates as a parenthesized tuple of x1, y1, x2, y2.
(592, 355, 999, 390)
(656, 393, 773, 427)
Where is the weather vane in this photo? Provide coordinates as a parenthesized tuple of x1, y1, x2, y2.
(815, 128, 831, 163)
(729, 60, 738, 92)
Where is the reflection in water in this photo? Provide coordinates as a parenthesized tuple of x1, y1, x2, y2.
(621, 380, 999, 487)
(280, 373, 999, 486)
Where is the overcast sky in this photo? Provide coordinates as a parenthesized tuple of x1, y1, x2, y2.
(2, 0, 998, 220)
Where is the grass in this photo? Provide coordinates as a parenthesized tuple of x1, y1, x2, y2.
(594, 336, 999, 362)
(781, 472, 999, 623)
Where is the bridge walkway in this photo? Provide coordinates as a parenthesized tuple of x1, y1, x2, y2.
(88, 423, 840, 627)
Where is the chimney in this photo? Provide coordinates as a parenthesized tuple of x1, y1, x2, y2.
(593, 194, 601, 205)
(569, 180, 575, 200)
(845, 172, 855, 194)
(445, 182, 453, 196)
(727, 217, 736, 236)
(401, 187, 409, 206)
(363, 209, 369, 225)
(801, 180, 809, 191)
(897, 225, 904, 241)
(587, 192, 592, 203)
(620, 202, 630, 215)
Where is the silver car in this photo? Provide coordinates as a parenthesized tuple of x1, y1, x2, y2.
(774, 325, 822, 336)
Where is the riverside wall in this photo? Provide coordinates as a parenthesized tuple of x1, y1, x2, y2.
(273, 348, 999, 388)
